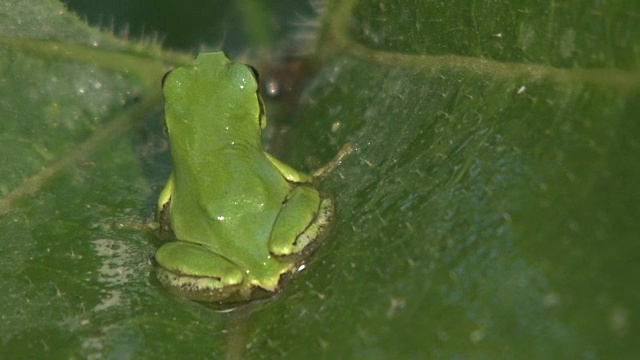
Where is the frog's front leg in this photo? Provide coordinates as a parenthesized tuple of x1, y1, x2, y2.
(269, 186, 335, 258)
(155, 242, 245, 301)
(265, 152, 313, 183)
(265, 142, 353, 184)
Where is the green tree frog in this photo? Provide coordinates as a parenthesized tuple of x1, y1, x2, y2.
(155, 52, 350, 303)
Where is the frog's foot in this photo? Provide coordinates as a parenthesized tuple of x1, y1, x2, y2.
(269, 186, 336, 260)
(155, 242, 244, 302)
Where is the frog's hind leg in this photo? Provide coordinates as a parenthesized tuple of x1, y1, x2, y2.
(269, 186, 335, 260)
(155, 242, 244, 302)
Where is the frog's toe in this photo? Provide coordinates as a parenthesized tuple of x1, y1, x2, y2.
(155, 242, 244, 302)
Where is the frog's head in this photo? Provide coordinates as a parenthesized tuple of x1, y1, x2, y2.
(162, 52, 266, 145)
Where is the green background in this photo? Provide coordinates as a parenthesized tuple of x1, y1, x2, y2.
(0, 0, 638, 358)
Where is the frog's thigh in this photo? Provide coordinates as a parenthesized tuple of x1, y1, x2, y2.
(155, 242, 244, 296)
(269, 186, 335, 257)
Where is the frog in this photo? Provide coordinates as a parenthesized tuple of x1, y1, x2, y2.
(155, 52, 351, 303)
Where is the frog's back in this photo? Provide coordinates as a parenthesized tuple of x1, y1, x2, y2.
(196, 145, 290, 212)
(169, 143, 291, 248)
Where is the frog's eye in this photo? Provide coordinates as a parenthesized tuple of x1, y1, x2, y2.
(246, 64, 260, 84)
(257, 95, 267, 129)
(162, 118, 169, 136)
(161, 70, 173, 88)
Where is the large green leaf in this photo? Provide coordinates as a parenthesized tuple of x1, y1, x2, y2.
(1, 0, 638, 358)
